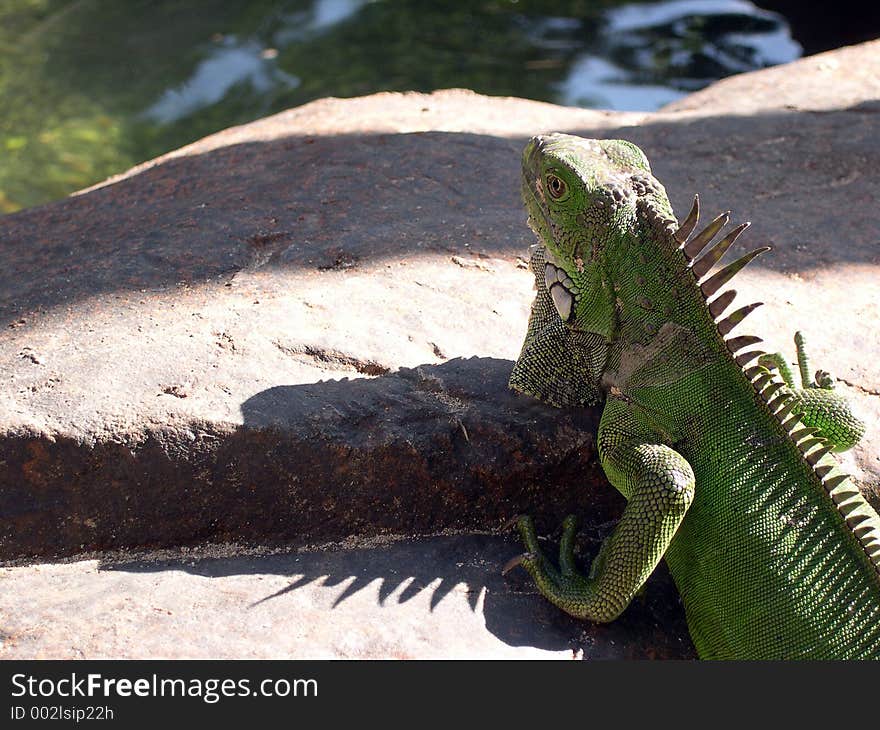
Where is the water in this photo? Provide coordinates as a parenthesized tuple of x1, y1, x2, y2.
(0, 0, 803, 214)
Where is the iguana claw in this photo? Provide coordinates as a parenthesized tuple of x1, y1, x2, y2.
(501, 514, 525, 532)
(814, 369, 833, 389)
(502, 552, 535, 575)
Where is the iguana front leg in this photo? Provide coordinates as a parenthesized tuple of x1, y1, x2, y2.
(506, 399, 695, 622)
(759, 331, 864, 451)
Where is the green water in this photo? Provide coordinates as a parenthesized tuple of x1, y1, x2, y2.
(0, 0, 800, 214)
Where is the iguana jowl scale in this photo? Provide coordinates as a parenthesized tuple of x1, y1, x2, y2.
(506, 133, 880, 659)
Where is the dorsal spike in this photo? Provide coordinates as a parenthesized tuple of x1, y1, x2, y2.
(838, 504, 871, 529)
(708, 289, 737, 318)
(814, 464, 834, 478)
(743, 365, 765, 380)
(761, 381, 786, 400)
(790, 427, 820, 440)
(735, 350, 765, 367)
(798, 437, 824, 451)
(806, 445, 833, 465)
(752, 373, 774, 389)
(726, 335, 763, 353)
(701, 247, 772, 298)
(691, 222, 751, 279)
(780, 413, 800, 429)
(767, 393, 792, 411)
(674, 195, 700, 244)
(717, 302, 763, 335)
(776, 401, 797, 420)
(683, 211, 730, 260)
(845, 503, 870, 518)
(837, 500, 864, 517)
(830, 488, 862, 505)
(822, 474, 849, 490)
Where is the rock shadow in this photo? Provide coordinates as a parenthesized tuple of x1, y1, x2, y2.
(2, 104, 879, 325)
(90, 354, 690, 658)
(101, 531, 694, 659)
(0, 357, 606, 560)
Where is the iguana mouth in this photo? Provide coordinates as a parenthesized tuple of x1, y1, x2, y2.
(521, 136, 553, 236)
(521, 182, 578, 322)
(521, 171, 556, 250)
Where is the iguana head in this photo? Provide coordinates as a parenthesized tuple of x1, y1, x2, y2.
(521, 133, 669, 338)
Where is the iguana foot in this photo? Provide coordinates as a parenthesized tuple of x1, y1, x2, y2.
(759, 331, 836, 389)
(759, 332, 864, 451)
(503, 515, 600, 618)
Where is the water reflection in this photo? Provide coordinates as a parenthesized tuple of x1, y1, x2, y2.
(0, 0, 803, 213)
(145, 37, 300, 124)
(559, 56, 686, 110)
(555, 0, 801, 109)
(275, 0, 369, 42)
(144, 0, 801, 121)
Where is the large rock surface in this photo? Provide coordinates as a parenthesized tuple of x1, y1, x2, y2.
(1, 41, 879, 658)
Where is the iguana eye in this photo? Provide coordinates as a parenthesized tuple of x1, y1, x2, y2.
(546, 174, 566, 199)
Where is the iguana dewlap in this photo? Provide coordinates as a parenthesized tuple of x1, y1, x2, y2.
(506, 133, 880, 660)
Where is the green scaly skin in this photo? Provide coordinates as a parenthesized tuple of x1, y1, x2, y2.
(506, 133, 880, 659)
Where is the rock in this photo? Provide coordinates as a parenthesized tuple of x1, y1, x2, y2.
(0, 534, 694, 659)
(2, 118, 623, 561)
(2, 357, 607, 559)
(1, 40, 879, 658)
(661, 39, 880, 114)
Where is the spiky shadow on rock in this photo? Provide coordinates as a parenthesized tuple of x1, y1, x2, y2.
(100, 531, 695, 659)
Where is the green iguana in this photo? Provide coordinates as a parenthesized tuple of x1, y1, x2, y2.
(504, 133, 880, 659)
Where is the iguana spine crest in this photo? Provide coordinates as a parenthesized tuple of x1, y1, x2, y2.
(644, 194, 880, 579)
